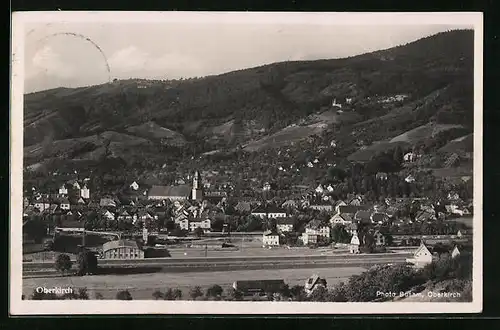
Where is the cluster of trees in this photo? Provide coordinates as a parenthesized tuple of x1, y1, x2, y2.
(53, 249, 98, 276)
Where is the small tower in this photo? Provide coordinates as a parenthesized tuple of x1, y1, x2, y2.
(192, 171, 203, 201)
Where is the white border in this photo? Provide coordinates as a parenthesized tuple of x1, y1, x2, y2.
(10, 11, 483, 315)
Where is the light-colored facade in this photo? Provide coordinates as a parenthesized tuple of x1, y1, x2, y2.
(102, 240, 144, 259)
(301, 233, 318, 245)
(305, 226, 330, 238)
(406, 243, 436, 268)
(262, 233, 280, 247)
(349, 234, 360, 254)
(81, 186, 90, 199)
(189, 219, 211, 231)
(276, 223, 294, 233)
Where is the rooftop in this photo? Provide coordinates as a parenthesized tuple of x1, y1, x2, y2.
(148, 185, 191, 198)
(103, 239, 140, 251)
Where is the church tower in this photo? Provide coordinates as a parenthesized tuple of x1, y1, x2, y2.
(192, 171, 203, 201)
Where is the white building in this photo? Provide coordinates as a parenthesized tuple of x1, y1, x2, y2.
(301, 232, 318, 245)
(349, 233, 360, 254)
(276, 218, 295, 233)
(130, 181, 140, 191)
(81, 185, 90, 199)
(405, 243, 436, 268)
(315, 184, 325, 195)
(262, 232, 280, 247)
(58, 184, 68, 196)
(189, 218, 211, 232)
(59, 199, 70, 210)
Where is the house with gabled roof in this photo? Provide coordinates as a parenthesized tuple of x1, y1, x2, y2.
(329, 213, 354, 226)
(304, 274, 327, 295)
(102, 209, 116, 221)
(130, 181, 140, 191)
(100, 198, 117, 208)
(34, 198, 51, 212)
(405, 242, 437, 268)
(117, 210, 133, 221)
(305, 219, 331, 238)
(59, 198, 71, 210)
(58, 184, 68, 196)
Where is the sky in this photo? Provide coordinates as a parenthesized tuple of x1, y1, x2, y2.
(21, 18, 469, 93)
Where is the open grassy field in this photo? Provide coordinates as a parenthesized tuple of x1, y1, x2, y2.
(22, 266, 366, 300)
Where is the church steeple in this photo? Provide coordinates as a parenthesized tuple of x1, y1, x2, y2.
(192, 171, 203, 201)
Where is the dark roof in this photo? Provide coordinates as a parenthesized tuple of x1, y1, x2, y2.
(354, 210, 372, 220)
(339, 205, 369, 215)
(371, 212, 387, 223)
(276, 217, 295, 225)
(306, 219, 324, 229)
(148, 185, 191, 198)
(252, 205, 287, 214)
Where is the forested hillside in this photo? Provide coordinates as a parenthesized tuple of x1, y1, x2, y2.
(23, 29, 474, 183)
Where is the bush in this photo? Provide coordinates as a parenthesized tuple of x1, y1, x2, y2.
(343, 264, 422, 302)
(189, 286, 203, 300)
(116, 290, 133, 300)
(225, 288, 244, 301)
(54, 253, 72, 274)
(206, 284, 223, 298)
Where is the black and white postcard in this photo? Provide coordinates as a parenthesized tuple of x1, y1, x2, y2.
(10, 11, 483, 314)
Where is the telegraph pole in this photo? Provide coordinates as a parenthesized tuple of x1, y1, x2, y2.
(205, 244, 208, 258)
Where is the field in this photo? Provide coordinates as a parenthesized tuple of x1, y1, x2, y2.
(22, 266, 366, 300)
(347, 141, 409, 162)
(389, 123, 464, 144)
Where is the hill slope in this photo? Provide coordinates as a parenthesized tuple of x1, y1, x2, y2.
(23, 30, 474, 168)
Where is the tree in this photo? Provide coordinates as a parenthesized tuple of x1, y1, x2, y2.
(331, 224, 351, 243)
(393, 146, 404, 164)
(189, 286, 203, 300)
(226, 288, 244, 301)
(95, 292, 104, 300)
(77, 288, 89, 300)
(54, 253, 72, 275)
(206, 284, 223, 299)
(173, 288, 183, 300)
(116, 290, 133, 300)
(77, 248, 98, 276)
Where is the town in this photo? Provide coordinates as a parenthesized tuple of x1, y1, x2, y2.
(20, 27, 475, 303)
